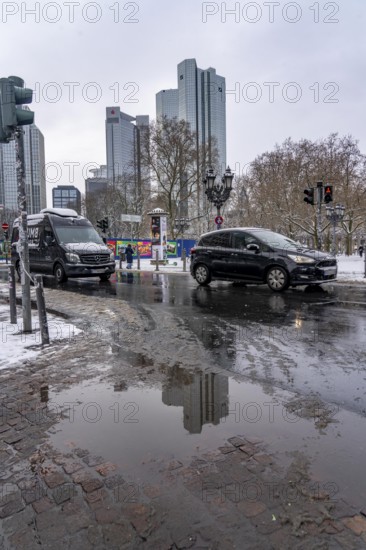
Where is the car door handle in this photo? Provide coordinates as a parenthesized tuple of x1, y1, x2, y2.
(230, 253, 238, 256)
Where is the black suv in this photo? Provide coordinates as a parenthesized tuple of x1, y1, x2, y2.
(190, 228, 337, 292)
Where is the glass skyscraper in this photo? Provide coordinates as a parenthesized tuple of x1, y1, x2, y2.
(0, 117, 46, 215)
(156, 58, 227, 173)
(105, 107, 150, 200)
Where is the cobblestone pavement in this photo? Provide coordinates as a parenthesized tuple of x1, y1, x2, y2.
(1, 285, 366, 549)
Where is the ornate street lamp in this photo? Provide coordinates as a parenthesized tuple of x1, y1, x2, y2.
(203, 166, 234, 229)
(326, 204, 345, 255)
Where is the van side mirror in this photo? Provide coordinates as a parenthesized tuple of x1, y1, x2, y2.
(45, 235, 55, 246)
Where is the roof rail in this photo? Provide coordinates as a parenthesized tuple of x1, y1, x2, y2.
(41, 208, 79, 217)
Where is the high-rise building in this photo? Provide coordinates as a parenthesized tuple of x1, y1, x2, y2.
(52, 185, 81, 213)
(156, 59, 226, 173)
(156, 89, 179, 120)
(0, 114, 46, 215)
(105, 107, 150, 203)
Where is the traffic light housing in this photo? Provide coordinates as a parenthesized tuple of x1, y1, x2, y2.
(0, 76, 34, 143)
(304, 188, 314, 205)
(3, 230, 8, 240)
(96, 217, 108, 233)
(324, 185, 333, 204)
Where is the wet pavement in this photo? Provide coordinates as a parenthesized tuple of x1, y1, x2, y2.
(1, 271, 366, 548)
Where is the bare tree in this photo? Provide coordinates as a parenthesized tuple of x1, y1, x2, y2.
(226, 134, 366, 252)
(140, 117, 218, 238)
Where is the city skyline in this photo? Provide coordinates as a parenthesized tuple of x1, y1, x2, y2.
(0, 1, 364, 209)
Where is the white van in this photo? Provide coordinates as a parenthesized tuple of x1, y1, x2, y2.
(11, 208, 115, 283)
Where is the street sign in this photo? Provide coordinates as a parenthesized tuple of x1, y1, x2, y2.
(215, 215, 224, 225)
(2, 222, 9, 230)
(121, 214, 142, 223)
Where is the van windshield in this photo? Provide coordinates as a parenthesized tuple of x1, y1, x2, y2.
(54, 226, 104, 244)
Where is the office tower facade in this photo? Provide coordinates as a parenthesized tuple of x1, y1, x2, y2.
(156, 89, 179, 120)
(0, 119, 46, 215)
(105, 107, 150, 203)
(52, 185, 81, 213)
(85, 165, 108, 197)
(156, 59, 227, 173)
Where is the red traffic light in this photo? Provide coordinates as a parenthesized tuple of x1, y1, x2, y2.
(2, 222, 9, 230)
(324, 185, 333, 204)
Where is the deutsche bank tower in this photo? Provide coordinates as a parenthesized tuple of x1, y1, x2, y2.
(156, 59, 226, 174)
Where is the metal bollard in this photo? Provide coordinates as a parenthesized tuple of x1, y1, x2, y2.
(8, 265, 17, 324)
(137, 249, 141, 270)
(182, 248, 187, 272)
(35, 275, 50, 345)
(155, 249, 159, 271)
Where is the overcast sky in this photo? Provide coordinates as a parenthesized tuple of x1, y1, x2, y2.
(1, 0, 364, 206)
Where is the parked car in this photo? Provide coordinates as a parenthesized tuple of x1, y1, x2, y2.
(11, 208, 115, 283)
(190, 228, 337, 292)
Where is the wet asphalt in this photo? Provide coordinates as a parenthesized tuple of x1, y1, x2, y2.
(1, 269, 366, 548)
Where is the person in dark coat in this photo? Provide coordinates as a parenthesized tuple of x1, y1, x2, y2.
(125, 244, 134, 269)
(359, 245, 364, 258)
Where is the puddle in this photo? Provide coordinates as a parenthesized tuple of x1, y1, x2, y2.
(47, 371, 366, 508)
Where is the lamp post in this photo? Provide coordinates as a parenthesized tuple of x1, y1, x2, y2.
(203, 166, 234, 229)
(326, 204, 345, 255)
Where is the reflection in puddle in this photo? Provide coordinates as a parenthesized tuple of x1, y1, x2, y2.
(48, 369, 366, 508)
(163, 369, 229, 434)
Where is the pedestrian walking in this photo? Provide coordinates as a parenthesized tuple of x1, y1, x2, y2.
(359, 245, 364, 258)
(125, 243, 134, 269)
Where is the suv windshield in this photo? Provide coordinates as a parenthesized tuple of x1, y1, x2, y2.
(54, 226, 104, 244)
(251, 230, 301, 250)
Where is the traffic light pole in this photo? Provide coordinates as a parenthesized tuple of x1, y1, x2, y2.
(316, 181, 323, 251)
(15, 128, 32, 333)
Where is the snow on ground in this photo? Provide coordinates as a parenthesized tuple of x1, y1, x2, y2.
(0, 304, 82, 370)
(0, 254, 364, 371)
(336, 254, 365, 281)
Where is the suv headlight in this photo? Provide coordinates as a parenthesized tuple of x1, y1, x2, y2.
(65, 252, 80, 264)
(110, 250, 115, 261)
(287, 254, 316, 264)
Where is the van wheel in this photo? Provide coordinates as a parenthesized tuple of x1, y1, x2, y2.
(54, 263, 68, 283)
(194, 264, 211, 286)
(99, 273, 111, 281)
(266, 266, 289, 292)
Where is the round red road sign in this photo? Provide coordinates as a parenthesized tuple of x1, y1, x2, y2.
(215, 216, 224, 225)
(2, 222, 9, 230)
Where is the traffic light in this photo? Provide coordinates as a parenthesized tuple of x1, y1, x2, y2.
(102, 217, 108, 232)
(96, 219, 103, 230)
(324, 185, 333, 204)
(4, 230, 8, 240)
(0, 76, 34, 143)
(304, 188, 314, 205)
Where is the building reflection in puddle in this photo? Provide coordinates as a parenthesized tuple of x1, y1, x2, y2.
(162, 367, 229, 434)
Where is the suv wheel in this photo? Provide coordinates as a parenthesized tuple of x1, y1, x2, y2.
(194, 264, 211, 286)
(54, 263, 68, 283)
(266, 266, 289, 292)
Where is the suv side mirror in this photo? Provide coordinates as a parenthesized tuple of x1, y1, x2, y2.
(247, 243, 260, 252)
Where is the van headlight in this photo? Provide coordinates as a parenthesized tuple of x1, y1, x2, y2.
(287, 254, 316, 264)
(65, 252, 80, 264)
